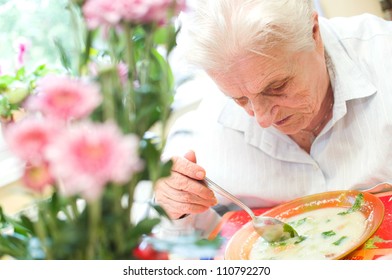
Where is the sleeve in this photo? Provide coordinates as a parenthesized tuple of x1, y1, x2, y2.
(154, 108, 223, 238)
(154, 208, 221, 239)
(161, 110, 198, 160)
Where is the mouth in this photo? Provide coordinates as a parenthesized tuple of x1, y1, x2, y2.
(274, 115, 292, 127)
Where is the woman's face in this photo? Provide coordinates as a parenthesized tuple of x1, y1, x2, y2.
(209, 48, 330, 135)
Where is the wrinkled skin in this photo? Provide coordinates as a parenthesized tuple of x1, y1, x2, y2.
(208, 13, 331, 144)
(155, 150, 217, 219)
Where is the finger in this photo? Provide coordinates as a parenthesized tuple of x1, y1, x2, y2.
(164, 172, 216, 201)
(161, 181, 217, 206)
(171, 155, 205, 180)
(155, 189, 211, 219)
(164, 200, 210, 217)
(155, 178, 217, 219)
(156, 191, 211, 218)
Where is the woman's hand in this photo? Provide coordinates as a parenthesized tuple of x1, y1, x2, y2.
(155, 150, 217, 219)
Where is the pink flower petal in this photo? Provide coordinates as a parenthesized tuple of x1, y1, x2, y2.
(4, 118, 59, 164)
(46, 121, 143, 201)
(82, 0, 186, 28)
(22, 163, 54, 193)
(27, 75, 102, 121)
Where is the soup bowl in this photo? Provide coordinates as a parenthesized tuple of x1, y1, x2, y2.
(224, 190, 384, 260)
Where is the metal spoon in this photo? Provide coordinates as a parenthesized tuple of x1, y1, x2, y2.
(204, 177, 298, 242)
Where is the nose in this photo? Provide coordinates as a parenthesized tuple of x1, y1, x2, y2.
(247, 101, 277, 128)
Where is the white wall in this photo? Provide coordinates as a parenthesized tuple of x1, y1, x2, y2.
(318, 0, 384, 18)
(0, 127, 23, 187)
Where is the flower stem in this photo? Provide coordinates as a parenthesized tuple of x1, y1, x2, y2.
(127, 176, 138, 225)
(86, 199, 101, 259)
(112, 184, 125, 255)
(79, 30, 93, 76)
(140, 26, 154, 85)
(100, 68, 116, 121)
(34, 209, 53, 259)
(67, 1, 85, 74)
(123, 24, 136, 133)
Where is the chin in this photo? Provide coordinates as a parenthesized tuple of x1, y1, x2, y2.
(274, 126, 300, 136)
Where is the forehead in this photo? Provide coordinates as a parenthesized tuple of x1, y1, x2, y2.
(209, 52, 294, 97)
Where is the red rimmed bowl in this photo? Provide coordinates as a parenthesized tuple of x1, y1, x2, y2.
(225, 190, 384, 260)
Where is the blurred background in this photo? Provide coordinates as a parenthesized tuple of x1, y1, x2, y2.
(0, 0, 391, 214)
(316, 0, 387, 18)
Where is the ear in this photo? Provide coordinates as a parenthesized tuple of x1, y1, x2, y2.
(311, 12, 323, 50)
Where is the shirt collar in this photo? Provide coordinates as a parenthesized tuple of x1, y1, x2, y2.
(319, 17, 377, 123)
(218, 98, 314, 163)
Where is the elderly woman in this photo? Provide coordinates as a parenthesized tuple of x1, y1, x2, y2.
(155, 0, 392, 237)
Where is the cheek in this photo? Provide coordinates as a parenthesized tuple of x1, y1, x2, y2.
(282, 87, 316, 112)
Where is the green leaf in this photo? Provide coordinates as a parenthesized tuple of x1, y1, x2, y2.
(159, 160, 173, 179)
(332, 236, 348, 246)
(0, 75, 16, 90)
(0, 234, 30, 259)
(149, 203, 170, 220)
(338, 193, 364, 215)
(283, 223, 298, 238)
(3, 86, 29, 104)
(32, 64, 50, 77)
(294, 235, 307, 244)
(153, 26, 172, 45)
(322, 230, 336, 237)
(134, 218, 161, 235)
(150, 48, 174, 89)
(289, 217, 307, 227)
(16, 215, 35, 235)
(271, 241, 287, 247)
(0, 97, 11, 118)
(15, 67, 26, 80)
(364, 235, 386, 249)
(53, 37, 72, 71)
(79, 29, 95, 72)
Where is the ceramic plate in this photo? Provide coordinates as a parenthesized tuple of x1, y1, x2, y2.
(225, 190, 384, 260)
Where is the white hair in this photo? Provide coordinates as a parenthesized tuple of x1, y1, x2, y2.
(179, 0, 316, 72)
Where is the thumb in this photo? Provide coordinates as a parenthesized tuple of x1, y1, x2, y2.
(184, 150, 197, 163)
(183, 150, 205, 180)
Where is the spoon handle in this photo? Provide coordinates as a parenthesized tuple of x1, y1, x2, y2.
(204, 177, 255, 219)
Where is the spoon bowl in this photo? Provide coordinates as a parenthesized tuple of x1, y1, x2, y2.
(204, 177, 298, 242)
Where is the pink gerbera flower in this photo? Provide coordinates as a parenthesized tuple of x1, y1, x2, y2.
(4, 118, 58, 164)
(22, 162, 54, 193)
(46, 121, 143, 201)
(120, 0, 186, 24)
(82, 0, 123, 29)
(82, 0, 186, 28)
(27, 75, 102, 121)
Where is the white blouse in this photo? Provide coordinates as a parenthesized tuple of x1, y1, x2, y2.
(158, 14, 392, 237)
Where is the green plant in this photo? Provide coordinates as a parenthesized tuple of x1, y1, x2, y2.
(0, 0, 221, 260)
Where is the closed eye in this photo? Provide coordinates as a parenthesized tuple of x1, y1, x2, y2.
(271, 81, 287, 91)
(263, 80, 290, 97)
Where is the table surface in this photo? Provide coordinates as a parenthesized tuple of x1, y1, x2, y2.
(3, 180, 392, 260)
(209, 190, 392, 260)
(0, 180, 36, 215)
